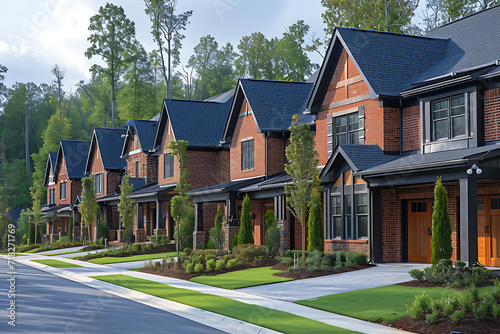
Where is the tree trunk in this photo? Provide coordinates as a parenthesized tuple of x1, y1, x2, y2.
(167, 38, 171, 99)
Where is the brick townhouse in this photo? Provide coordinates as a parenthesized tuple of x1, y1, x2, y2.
(189, 78, 314, 251)
(85, 127, 127, 241)
(313, 6, 500, 266)
(40, 140, 90, 242)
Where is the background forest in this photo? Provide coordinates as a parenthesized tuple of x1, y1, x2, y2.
(0, 0, 497, 234)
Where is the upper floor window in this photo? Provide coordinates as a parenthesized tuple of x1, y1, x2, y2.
(432, 95, 465, 141)
(164, 153, 174, 179)
(327, 106, 365, 156)
(94, 173, 104, 194)
(60, 182, 67, 200)
(135, 160, 139, 178)
(49, 188, 56, 205)
(241, 139, 254, 171)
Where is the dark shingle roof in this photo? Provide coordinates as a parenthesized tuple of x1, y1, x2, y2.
(59, 140, 90, 179)
(122, 119, 158, 151)
(338, 144, 399, 172)
(203, 89, 235, 103)
(164, 98, 233, 147)
(49, 151, 57, 170)
(94, 128, 127, 170)
(337, 28, 450, 96)
(240, 79, 315, 131)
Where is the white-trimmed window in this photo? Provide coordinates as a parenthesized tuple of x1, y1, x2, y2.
(94, 173, 104, 194)
(241, 139, 254, 171)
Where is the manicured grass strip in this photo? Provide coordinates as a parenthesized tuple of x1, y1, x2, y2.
(46, 250, 84, 256)
(25, 248, 42, 253)
(93, 274, 357, 334)
(297, 285, 494, 323)
(32, 259, 82, 268)
(128, 268, 142, 271)
(87, 252, 179, 264)
(190, 266, 292, 289)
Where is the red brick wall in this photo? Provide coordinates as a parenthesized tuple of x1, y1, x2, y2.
(325, 240, 369, 255)
(230, 99, 266, 180)
(267, 137, 285, 176)
(186, 150, 230, 191)
(55, 155, 71, 205)
(402, 105, 421, 152)
(382, 107, 401, 152)
(158, 121, 179, 185)
(484, 88, 500, 142)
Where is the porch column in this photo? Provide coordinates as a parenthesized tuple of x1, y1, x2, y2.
(194, 203, 203, 232)
(156, 199, 160, 231)
(460, 178, 478, 267)
(370, 188, 383, 263)
(226, 193, 238, 222)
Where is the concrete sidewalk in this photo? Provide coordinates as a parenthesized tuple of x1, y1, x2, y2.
(7, 254, 412, 334)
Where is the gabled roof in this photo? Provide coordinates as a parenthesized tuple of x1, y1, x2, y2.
(121, 119, 158, 156)
(320, 144, 397, 182)
(43, 151, 58, 186)
(153, 97, 233, 149)
(55, 140, 91, 180)
(223, 79, 314, 141)
(308, 6, 500, 110)
(203, 89, 235, 103)
(86, 128, 127, 174)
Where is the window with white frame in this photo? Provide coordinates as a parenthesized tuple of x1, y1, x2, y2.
(164, 153, 174, 179)
(94, 173, 104, 194)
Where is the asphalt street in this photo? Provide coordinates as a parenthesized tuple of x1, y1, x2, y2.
(0, 258, 224, 334)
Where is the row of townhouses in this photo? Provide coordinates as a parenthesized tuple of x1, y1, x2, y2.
(41, 6, 500, 267)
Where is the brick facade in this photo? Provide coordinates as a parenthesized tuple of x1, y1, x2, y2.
(484, 88, 500, 142)
(402, 105, 421, 152)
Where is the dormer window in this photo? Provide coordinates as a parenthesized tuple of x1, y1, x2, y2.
(432, 95, 465, 141)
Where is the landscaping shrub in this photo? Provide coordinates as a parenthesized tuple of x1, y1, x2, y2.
(324, 252, 336, 264)
(408, 260, 491, 287)
(233, 244, 268, 264)
(265, 227, 280, 257)
(425, 310, 439, 324)
(306, 250, 324, 271)
(194, 263, 204, 273)
(96, 221, 110, 242)
(161, 235, 170, 246)
(406, 292, 432, 319)
(98, 237, 104, 246)
(183, 247, 192, 256)
(350, 252, 368, 266)
(321, 259, 331, 271)
(227, 259, 236, 269)
(277, 256, 294, 265)
(182, 259, 191, 269)
(473, 300, 489, 321)
(206, 259, 216, 271)
(431, 176, 453, 265)
(150, 235, 160, 245)
(223, 254, 235, 262)
(205, 253, 216, 261)
(185, 262, 195, 274)
(450, 309, 465, 323)
(215, 259, 226, 270)
(21, 234, 27, 246)
(128, 243, 142, 254)
(193, 255, 204, 264)
(238, 194, 253, 245)
(143, 243, 153, 251)
(209, 206, 225, 251)
(492, 303, 500, 318)
(230, 235, 238, 251)
(204, 239, 215, 249)
(443, 297, 456, 316)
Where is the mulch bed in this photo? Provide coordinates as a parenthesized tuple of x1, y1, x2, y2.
(392, 315, 500, 333)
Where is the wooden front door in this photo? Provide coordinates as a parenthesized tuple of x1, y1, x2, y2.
(478, 196, 500, 267)
(408, 199, 433, 263)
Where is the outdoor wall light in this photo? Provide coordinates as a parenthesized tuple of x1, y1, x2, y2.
(467, 164, 482, 175)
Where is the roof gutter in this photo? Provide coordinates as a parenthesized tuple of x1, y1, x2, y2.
(400, 75, 472, 97)
(356, 158, 467, 177)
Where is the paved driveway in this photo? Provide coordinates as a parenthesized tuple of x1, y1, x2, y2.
(237, 263, 427, 302)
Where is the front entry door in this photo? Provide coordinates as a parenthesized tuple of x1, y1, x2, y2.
(408, 199, 433, 263)
(478, 196, 500, 267)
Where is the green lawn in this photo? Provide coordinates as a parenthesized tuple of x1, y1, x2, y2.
(128, 268, 142, 271)
(93, 274, 357, 334)
(32, 259, 82, 268)
(25, 248, 42, 253)
(190, 266, 292, 289)
(46, 250, 84, 256)
(297, 285, 496, 323)
(86, 252, 179, 264)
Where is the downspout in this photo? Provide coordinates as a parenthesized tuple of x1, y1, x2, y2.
(265, 132, 269, 178)
(282, 130, 286, 173)
(399, 97, 403, 156)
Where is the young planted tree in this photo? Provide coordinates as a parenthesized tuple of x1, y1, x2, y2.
(285, 114, 320, 268)
(117, 174, 136, 245)
(265, 209, 280, 257)
(431, 176, 453, 265)
(238, 194, 253, 245)
(85, 3, 136, 128)
(209, 205, 224, 251)
(168, 140, 193, 256)
(307, 183, 324, 252)
(79, 177, 99, 244)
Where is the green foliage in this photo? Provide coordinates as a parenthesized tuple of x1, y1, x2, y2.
(406, 292, 432, 319)
(285, 114, 320, 267)
(238, 194, 253, 245)
(408, 260, 491, 287)
(183, 247, 192, 256)
(425, 310, 439, 324)
(233, 244, 268, 264)
(307, 187, 324, 252)
(96, 221, 110, 241)
(192, 254, 204, 264)
(21, 234, 27, 246)
(80, 177, 99, 242)
(450, 309, 465, 323)
(230, 235, 238, 251)
(431, 176, 453, 265)
(265, 227, 281, 257)
(409, 269, 425, 281)
(185, 262, 194, 274)
(209, 206, 224, 251)
(205, 253, 216, 261)
(194, 263, 204, 273)
(264, 210, 276, 233)
(206, 259, 216, 271)
(117, 174, 136, 244)
(215, 259, 226, 270)
(227, 259, 237, 269)
(473, 300, 490, 321)
(492, 303, 500, 318)
(161, 235, 170, 245)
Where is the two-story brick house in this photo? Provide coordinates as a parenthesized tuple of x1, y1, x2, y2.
(313, 6, 500, 266)
(85, 127, 127, 241)
(40, 140, 90, 241)
(190, 79, 314, 250)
